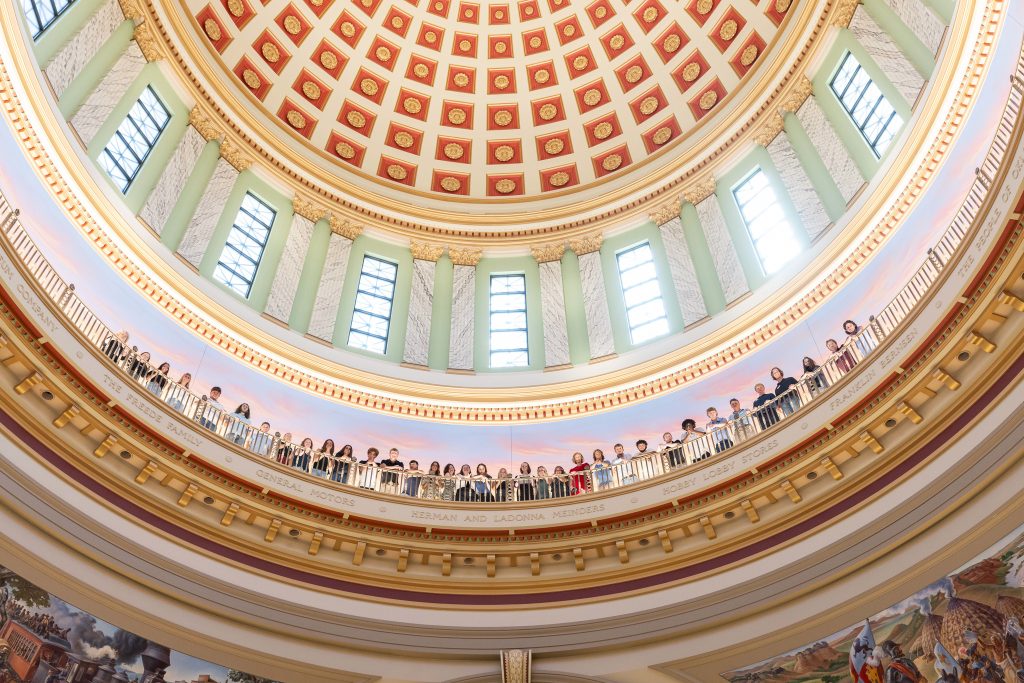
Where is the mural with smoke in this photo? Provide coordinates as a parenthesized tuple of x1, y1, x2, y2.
(720, 525, 1024, 682)
(0, 565, 279, 683)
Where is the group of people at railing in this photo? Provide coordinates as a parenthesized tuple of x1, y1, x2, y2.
(97, 318, 878, 502)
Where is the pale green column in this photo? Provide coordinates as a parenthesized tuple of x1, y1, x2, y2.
(160, 140, 222, 251)
(862, 0, 937, 77)
(30, 0, 109, 65)
(560, 249, 590, 366)
(679, 202, 726, 315)
(782, 112, 848, 222)
(472, 255, 543, 372)
(427, 254, 454, 370)
(289, 217, 332, 333)
(56, 20, 134, 118)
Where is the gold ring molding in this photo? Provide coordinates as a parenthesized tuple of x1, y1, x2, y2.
(0, 0, 1003, 420)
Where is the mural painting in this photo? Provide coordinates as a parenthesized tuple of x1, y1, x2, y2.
(0, 565, 277, 683)
(721, 526, 1024, 682)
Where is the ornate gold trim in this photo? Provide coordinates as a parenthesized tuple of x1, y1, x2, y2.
(292, 196, 327, 222)
(568, 235, 602, 255)
(410, 242, 444, 262)
(188, 106, 221, 142)
(682, 176, 717, 206)
(530, 243, 565, 263)
(448, 247, 482, 266)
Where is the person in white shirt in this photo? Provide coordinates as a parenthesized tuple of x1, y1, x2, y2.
(198, 386, 225, 431)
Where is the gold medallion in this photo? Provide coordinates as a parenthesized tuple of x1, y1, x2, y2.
(459, 39, 472, 51)
(203, 18, 221, 41)
(493, 110, 513, 126)
(549, 171, 569, 187)
(340, 21, 356, 38)
(413, 63, 430, 78)
(226, 0, 244, 17)
(642, 6, 658, 22)
(682, 61, 700, 82)
(572, 55, 589, 70)
(448, 107, 467, 124)
(529, 36, 542, 48)
(741, 44, 758, 66)
(319, 51, 338, 69)
(494, 145, 514, 162)
(375, 46, 392, 62)
(394, 131, 414, 148)
(360, 78, 379, 96)
(699, 90, 718, 110)
(610, 34, 625, 50)
(663, 33, 681, 52)
(719, 19, 737, 41)
(301, 81, 321, 99)
(494, 74, 510, 89)
(440, 176, 462, 192)
(286, 110, 306, 129)
(454, 72, 470, 87)
(403, 97, 422, 114)
(639, 96, 659, 115)
(593, 121, 613, 139)
(602, 154, 622, 171)
(346, 110, 366, 128)
(261, 42, 279, 62)
(283, 15, 301, 34)
(538, 103, 557, 120)
(696, 0, 713, 14)
(242, 69, 261, 89)
(495, 179, 516, 194)
(652, 126, 672, 144)
(444, 142, 465, 159)
(335, 141, 355, 159)
(625, 65, 644, 83)
(583, 88, 602, 106)
(494, 41, 508, 53)
(387, 164, 408, 180)
(534, 69, 550, 84)
(544, 138, 564, 154)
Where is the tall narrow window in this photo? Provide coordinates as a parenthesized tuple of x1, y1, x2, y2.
(98, 87, 171, 193)
(830, 51, 903, 157)
(734, 168, 802, 275)
(489, 274, 528, 368)
(23, 0, 76, 38)
(213, 193, 275, 297)
(616, 242, 669, 344)
(348, 256, 398, 354)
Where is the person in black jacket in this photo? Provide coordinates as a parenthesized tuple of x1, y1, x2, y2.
(771, 367, 801, 416)
(752, 383, 780, 430)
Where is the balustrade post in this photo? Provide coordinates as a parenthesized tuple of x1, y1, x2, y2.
(0, 208, 19, 232)
(868, 315, 885, 344)
(926, 248, 945, 271)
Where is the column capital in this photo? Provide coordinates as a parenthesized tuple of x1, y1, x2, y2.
(219, 140, 252, 172)
(753, 112, 785, 147)
(832, 0, 859, 27)
(410, 242, 444, 262)
(117, 0, 145, 21)
(682, 175, 716, 205)
(328, 215, 363, 240)
(569, 234, 603, 255)
(648, 195, 683, 226)
(780, 75, 814, 114)
(448, 247, 482, 266)
(292, 195, 327, 222)
(188, 106, 222, 143)
(132, 23, 161, 61)
(530, 243, 565, 263)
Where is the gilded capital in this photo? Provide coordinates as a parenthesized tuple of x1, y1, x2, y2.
(132, 23, 160, 62)
(448, 247, 482, 266)
(410, 242, 444, 261)
(648, 196, 682, 226)
(530, 243, 565, 263)
(188, 106, 221, 142)
(780, 76, 814, 114)
(569, 234, 603, 255)
(753, 112, 785, 147)
(832, 0, 860, 27)
(292, 196, 327, 222)
(682, 176, 717, 205)
(219, 139, 252, 172)
(329, 215, 363, 240)
(117, 0, 144, 21)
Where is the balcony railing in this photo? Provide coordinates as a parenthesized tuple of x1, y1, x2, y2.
(0, 50, 1020, 504)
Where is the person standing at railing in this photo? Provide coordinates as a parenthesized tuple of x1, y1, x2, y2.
(166, 373, 191, 413)
(535, 466, 551, 499)
(515, 462, 535, 501)
(311, 439, 334, 477)
(403, 460, 422, 497)
(633, 439, 657, 479)
(591, 449, 612, 490)
(249, 422, 273, 457)
(843, 320, 876, 359)
(569, 452, 589, 495)
(728, 399, 754, 443)
(800, 357, 829, 396)
(661, 431, 683, 467)
(226, 403, 252, 446)
(359, 448, 383, 490)
(752, 383, 780, 430)
(455, 464, 475, 501)
(826, 338, 856, 376)
(551, 465, 570, 498)
(441, 463, 457, 500)
(102, 331, 129, 363)
(197, 386, 226, 432)
(681, 419, 709, 464)
(146, 362, 170, 398)
(379, 448, 405, 494)
(275, 433, 294, 465)
(292, 437, 314, 473)
(705, 408, 733, 454)
(611, 443, 637, 485)
(771, 367, 801, 417)
(332, 444, 354, 484)
(128, 350, 152, 383)
(469, 463, 492, 502)
(494, 467, 511, 502)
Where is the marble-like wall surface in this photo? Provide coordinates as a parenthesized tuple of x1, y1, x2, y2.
(44, 0, 125, 98)
(402, 258, 436, 366)
(448, 264, 475, 370)
(577, 251, 615, 359)
(539, 260, 570, 367)
(694, 196, 750, 304)
(883, 0, 945, 54)
(176, 157, 238, 269)
(139, 127, 206, 235)
(70, 42, 146, 145)
(849, 5, 925, 106)
(658, 217, 707, 325)
(264, 214, 315, 323)
(796, 97, 866, 204)
(307, 232, 353, 342)
(766, 133, 832, 241)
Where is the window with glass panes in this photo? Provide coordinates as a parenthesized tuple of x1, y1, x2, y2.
(348, 256, 398, 354)
(616, 242, 669, 344)
(733, 168, 802, 275)
(98, 87, 171, 193)
(829, 51, 903, 157)
(212, 193, 275, 297)
(489, 274, 529, 368)
(23, 0, 76, 38)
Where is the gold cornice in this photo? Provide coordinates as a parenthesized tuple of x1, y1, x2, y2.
(187, 106, 220, 142)
(328, 215, 363, 240)
(448, 247, 482, 266)
(0, 0, 997, 418)
(134, 0, 835, 241)
(530, 243, 565, 264)
(568, 234, 602, 256)
(292, 196, 327, 223)
(682, 176, 717, 206)
(410, 242, 444, 262)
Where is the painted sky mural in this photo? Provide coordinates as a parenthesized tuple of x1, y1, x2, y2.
(0, 565, 276, 683)
(720, 522, 1024, 682)
(0, 6, 1019, 475)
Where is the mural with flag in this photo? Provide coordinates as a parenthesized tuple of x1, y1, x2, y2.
(721, 523, 1024, 682)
